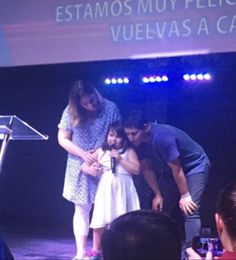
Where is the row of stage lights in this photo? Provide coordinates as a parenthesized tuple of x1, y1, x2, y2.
(104, 73, 212, 85)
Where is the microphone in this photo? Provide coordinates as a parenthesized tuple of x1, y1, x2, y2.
(110, 144, 116, 173)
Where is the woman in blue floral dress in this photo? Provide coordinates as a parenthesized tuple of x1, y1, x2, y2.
(58, 80, 120, 259)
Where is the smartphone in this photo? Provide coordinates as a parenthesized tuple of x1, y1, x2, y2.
(192, 236, 223, 257)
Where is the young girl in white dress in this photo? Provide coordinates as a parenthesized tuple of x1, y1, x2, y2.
(85, 121, 140, 258)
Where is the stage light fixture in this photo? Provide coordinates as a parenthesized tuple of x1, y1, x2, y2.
(142, 77, 149, 83)
(105, 78, 111, 84)
(104, 77, 130, 85)
(111, 78, 117, 84)
(117, 78, 123, 84)
(196, 74, 204, 80)
(183, 73, 212, 81)
(149, 76, 156, 83)
(142, 75, 169, 84)
(183, 74, 190, 81)
(156, 76, 162, 82)
(162, 75, 168, 82)
(204, 73, 211, 80)
(190, 74, 197, 80)
(123, 77, 129, 84)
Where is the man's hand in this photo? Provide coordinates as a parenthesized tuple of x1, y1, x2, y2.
(179, 193, 197, 215)
(152, 193, 164, 211)
(168, 159, 197, 215)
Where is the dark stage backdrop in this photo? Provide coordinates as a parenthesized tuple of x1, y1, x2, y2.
(0, 53, 235, 232)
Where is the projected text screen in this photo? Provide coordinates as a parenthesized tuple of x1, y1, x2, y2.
(0, 0, 235, 66)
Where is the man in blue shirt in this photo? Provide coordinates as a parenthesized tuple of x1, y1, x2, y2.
(124, 110, 210, 250)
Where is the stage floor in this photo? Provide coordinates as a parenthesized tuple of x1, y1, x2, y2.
(0, 222, 92, 260)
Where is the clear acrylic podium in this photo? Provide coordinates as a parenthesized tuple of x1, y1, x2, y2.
(0, 115, 48, 175)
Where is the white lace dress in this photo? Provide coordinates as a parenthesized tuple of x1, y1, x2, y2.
(90, 148, 140, 228)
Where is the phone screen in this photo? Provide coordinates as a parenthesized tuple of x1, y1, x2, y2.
(192, 236, 223, 257)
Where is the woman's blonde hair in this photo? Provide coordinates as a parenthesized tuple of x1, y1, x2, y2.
(68, 80, 103, 126)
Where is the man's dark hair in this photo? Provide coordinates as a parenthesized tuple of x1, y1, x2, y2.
(101, 210, 181, 260)
(123, 110, 148, 130)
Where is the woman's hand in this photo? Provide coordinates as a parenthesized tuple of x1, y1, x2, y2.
(186, 247, 214, 260)
(82, 150, 97, 164)
(186, 247, 203, 260)
(81, 162, 102, 177)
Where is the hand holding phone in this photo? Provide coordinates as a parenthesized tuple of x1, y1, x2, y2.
(192, 236, 223, 258)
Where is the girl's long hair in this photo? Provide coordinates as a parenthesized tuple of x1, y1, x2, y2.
(68, 80, 103, 126)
